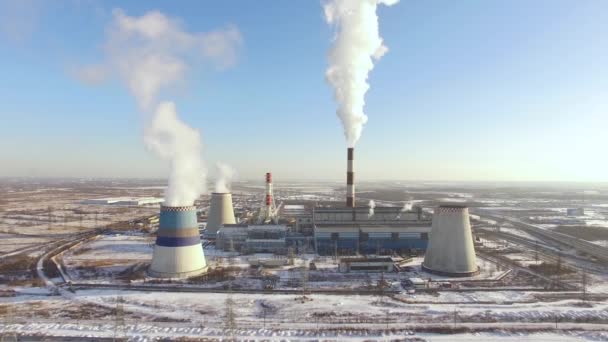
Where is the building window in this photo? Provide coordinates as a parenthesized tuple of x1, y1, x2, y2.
(331, 233, 339, 241)
(360, 232, 369, 241)
(391, 232, 399, 240)
(421, 233, 429, 240)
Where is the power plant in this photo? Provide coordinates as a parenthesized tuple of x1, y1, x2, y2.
(149, 205, 208, 278)
(422, 204, 479, 277)
(206, 192, 236, 237)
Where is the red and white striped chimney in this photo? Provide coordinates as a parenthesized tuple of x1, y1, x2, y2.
(346, 148, 355, 208)
(265, 172, 273, 213)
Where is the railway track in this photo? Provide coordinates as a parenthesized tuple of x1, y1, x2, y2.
(472, 210, 608, 264)
(477, 229, 607, 274)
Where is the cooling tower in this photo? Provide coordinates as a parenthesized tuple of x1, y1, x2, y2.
(149, 206, 208, 278)
(206, 192, 236, 236)
(346, 147, 355, 208)
(422, 204, 479, 277)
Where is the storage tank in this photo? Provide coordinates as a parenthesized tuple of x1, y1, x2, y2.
(422, 204, 479, 277)
(149, 205, 208, 278)
(206, 192, 236, 236)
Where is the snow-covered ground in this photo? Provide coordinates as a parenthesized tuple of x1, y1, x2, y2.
(2, 290, 607, 341)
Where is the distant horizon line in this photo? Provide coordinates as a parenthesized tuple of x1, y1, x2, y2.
(1, 176, 607, 186)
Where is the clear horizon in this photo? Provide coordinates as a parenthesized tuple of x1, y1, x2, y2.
(1, 1, 607, 182)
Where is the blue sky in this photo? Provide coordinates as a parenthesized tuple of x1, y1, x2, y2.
(0, 0, 607, 182)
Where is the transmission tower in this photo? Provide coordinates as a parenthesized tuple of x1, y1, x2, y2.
(0, 306, 18, 342)
(114, 296, 126, 341)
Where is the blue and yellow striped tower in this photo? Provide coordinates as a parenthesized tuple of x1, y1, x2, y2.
(149, 206, 208, 278)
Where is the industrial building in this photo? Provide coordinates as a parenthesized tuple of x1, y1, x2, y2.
(217, 224, 288, 254)
(566, 208, 585, 216)
(149, 205, 208, 278)
(313, 207, 432, 255)
(422, 204, 479, 277)
(82, 197, 164, 206)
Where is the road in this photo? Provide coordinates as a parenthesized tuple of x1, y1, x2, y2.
(471, 209, 608, 264)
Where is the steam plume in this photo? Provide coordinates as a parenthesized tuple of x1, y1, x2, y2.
(215, 162, 236, 193)
(323, 0, 399, 147)
(145, 102, 206, 206)
(368, 199, 376, 218)
(401, 201, 413, 212)
(76, 9, 242, 206)
(396, 200, 413, 219)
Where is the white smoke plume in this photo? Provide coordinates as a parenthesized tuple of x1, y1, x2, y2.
(401, 201, 413, 212)
(323, 0, 399, 147)
(145, 102, 206, 206)
(77, 9, 242, 206)
(368, 199, 376, 218)
(215, 162, 236, 193)
(396, 200, 413, 219)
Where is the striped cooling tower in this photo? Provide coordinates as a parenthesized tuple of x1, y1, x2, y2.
(149, 206, 208, 278)
(346, 147, 355, 208)
(422, 204, 479, 277)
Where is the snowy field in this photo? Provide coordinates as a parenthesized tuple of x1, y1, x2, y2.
(1, 290, 608, 340)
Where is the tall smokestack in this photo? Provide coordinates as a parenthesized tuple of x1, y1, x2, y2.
(346, 147, 355, 208)
(266, 172, 273, 213)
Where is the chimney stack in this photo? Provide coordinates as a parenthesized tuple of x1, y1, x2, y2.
(346, 148, 355, 208)
(266, 172, 273, 212)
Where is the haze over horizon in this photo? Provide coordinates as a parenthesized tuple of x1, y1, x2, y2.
(1, 0, 607, 183)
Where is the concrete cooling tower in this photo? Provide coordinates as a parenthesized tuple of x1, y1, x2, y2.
(422, 204, 479, 277)
(149, 206, 208, 278)
(206, 192, 236, 236)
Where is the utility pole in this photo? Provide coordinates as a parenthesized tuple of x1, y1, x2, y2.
(534, 240, 539, 265)
(385, 309, 390, 330)
(114, 296, 125, 342)
(581, 270, 588, 303)
(224, 295, 236, 338)
(334, 240, 338, 261)
(301, 263, 309, 296)
(47, 206, 53, 230)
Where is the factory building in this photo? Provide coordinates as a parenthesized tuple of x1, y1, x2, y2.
(566, 208, 585, 216)
(217, 224, 288, 254)
(422, 204, 479, 277)
(206, 192, 236, 238)
(82, 197, 164, 206)
(149, 206, 208, 278)
(313, 207, 431, 255)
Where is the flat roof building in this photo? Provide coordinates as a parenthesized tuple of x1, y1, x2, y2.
(313, 207, 431, 256)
